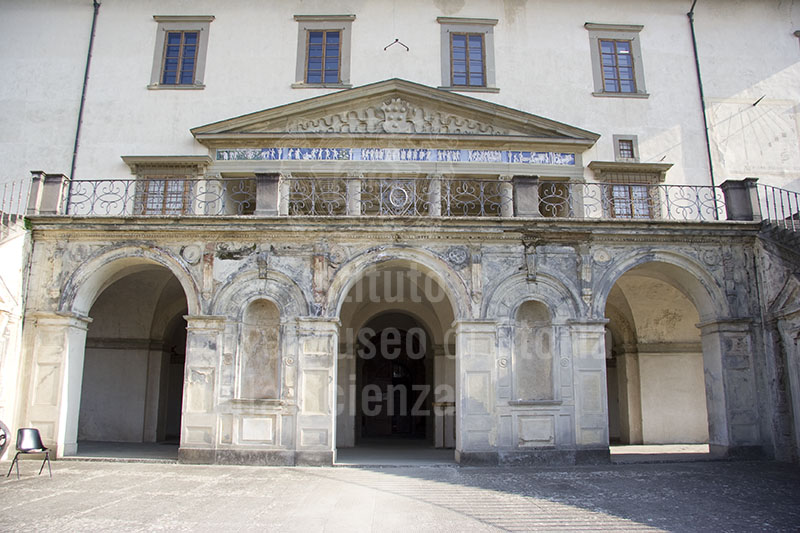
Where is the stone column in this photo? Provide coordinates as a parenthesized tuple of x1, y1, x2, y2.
(699, 319, 761, 457)
(27, 171, 69, 215)
(255, 173, 280, 216)
(295, 317, 339, 465)
(512, 175, 541, 217)
(346, 174, 362, 215)
(720, 178, 761, 221)
(774, 312, 800, 461)
(22, 312, 91, 458)
(569, 320, 609, 461)
(278, 174, 290, 216)
(616, 348, 642, 444)
(433, 345, 456, 448)
(335, 343, 356, 448)
(454, 320, 497, 464)
(178, 315, 226, 464)
(499, 175, 513, 217)
(428, 174, 442, 216)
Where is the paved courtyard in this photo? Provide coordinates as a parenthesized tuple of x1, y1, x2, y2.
(1, 459, 799, 532)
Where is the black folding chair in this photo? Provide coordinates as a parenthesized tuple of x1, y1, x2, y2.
(6, 428, 51, 479)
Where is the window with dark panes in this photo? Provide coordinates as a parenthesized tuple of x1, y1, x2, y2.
(451, 32, 485, 86)
(618, 139, 635, 159)
(306, 30, 341, 84)
(136, 178, 190, 215)
(162, 31, 199, 85)
(600, 39, 635, 93)
(610, 184, 651, 218)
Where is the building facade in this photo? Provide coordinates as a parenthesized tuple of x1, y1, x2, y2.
(1, 0, 799, 465)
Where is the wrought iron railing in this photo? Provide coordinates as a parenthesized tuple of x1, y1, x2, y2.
(285, 176, 511, 217)
(0, 178, 30, 239)
(59, 175, 731, 222)
(66, 177, 257, 216)
(537, 182, 725, 221)
(759, 184, 799, 232)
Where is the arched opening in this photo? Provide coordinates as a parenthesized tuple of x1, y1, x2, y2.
(604, 261, 711, 455)
(76, 265, 188, 459)
(336, 262, 456, 464)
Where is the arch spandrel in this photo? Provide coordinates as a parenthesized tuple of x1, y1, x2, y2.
(211, 269, 310, 320)
(483, 272, 582, 323)
(326, 247, 472, 322)
(59, 244, 202, 318)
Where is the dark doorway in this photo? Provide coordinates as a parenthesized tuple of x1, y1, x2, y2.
(357, 327, 430, 441)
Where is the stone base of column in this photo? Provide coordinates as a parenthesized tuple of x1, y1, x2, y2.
(178, 447, 331, 466)
(709, 444, 765, 460)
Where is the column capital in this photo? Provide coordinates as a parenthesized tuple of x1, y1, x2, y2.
(183, 315, 227, 331)
(697, 318, 752, 334)
(32, 311, 92, 329)
(452, 319, 497, 335)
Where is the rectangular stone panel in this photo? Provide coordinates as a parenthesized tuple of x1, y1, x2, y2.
(218, 415, 233, 445)
(186, 367, 215, 413)
(465, 430, 491, 449)
(33, 363, 60, 406)
(185, 425, 214, 445)
(302, 370, 329, 414)
(30, 421, 54, 442)
(465, 371, 491, 415)
(300, 427, 328, 447)
(241, 417, 275, 443)
(578, 371, 603, 414)
(518, 416, 555, 447)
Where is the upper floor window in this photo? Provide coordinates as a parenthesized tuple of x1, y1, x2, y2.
(613, 135, 639, 162)
(162, 31, 199, 85)
(293, 15, 354, 88)
(306, 30, 341, 83)
(451, 33, 485, 86)
(585, 23, 648, 98)
(599, 39, 635, 93)
(149, 16, 213, 90)
(438, 17, 498, 93)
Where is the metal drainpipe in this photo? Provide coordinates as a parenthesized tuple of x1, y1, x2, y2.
(67, 0, 101, 213)
(687, 0, 719, 218)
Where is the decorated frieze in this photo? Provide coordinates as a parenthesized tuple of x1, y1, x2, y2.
(216, 147, 576, 165)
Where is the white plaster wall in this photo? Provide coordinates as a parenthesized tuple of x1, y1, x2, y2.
(1, 0, 797, 188)
(0, 228, 30, 457)
(78, 347, 148, 442)
(639, 352, 709, 444)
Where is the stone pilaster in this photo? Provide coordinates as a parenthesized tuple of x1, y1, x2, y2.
(295, 317, 339, 465)
(23, 312, 91, 458)
(569, 320, 609, 457)
(699, 319, 761, 456)
(454, 320, 497, 464)
(179, 315, 226, 463)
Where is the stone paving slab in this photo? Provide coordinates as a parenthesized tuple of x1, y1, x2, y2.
(1, 460, 799, 532)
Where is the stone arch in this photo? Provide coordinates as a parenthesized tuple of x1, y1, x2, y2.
(59, 244, 201, 318)
(326, 246, 471, 321)
(212, 268, 309, 320)
(483, 272, 581, 324)
(592, 250, 728, 322)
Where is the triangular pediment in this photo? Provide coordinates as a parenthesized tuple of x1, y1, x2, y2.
(191, 79, 598, 148)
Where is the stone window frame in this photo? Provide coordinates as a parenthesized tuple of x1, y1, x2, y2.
(121, 155, 212, 215)
(148, 15, 214, 90)
(585, 23, 648, 98)
(588, 161, 672, 219)
(437, 17, 499, 93)
(613, 134, 640, 162)
(292, 14, 355, 89)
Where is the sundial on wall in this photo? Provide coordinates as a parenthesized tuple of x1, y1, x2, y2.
(708, 99, 800, 177)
